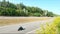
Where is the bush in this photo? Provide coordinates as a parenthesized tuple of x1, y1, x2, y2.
(36, 17, 60, 34)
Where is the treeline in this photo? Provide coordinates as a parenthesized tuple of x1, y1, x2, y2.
(0, 0, 54, 17)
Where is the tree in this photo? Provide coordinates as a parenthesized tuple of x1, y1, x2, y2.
(46, 12, 54, 17)
(0, 0, 17, 9)
(33, 13, 41, 16)
(0, 0, 55, 17)
(16, 3, 26, 9)
(26, 7, 44, 16)
(3, 0, 6, 2)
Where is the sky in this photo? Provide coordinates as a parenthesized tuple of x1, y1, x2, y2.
(0, 0, 60, 15)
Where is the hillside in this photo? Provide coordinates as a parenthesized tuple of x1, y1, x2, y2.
(0, 0, 55, 17)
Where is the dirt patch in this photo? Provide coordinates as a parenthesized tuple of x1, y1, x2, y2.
(0, 17, 52, 26)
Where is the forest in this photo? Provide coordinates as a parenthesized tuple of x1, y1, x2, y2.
(0, 0, 55, 17)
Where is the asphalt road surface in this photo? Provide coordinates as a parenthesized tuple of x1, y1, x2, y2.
(0, 18, 54, 34)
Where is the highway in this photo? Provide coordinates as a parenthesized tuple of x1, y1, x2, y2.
(0, 18, 54, 34)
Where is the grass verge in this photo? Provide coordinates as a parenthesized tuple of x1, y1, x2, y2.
(36, 17, 60, 34)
